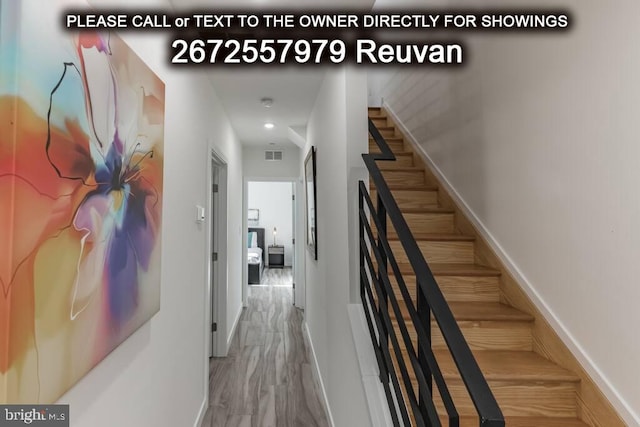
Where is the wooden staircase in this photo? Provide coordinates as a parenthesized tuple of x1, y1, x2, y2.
(367, 107, 618, 427)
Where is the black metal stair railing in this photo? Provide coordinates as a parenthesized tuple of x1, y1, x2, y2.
(359, 118, 505, 427)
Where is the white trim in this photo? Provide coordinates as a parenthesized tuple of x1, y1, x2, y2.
(202, 144, 230, 419)
(383, 101, 640, 427)
(192, 398, 207, 427)
(227, 304, 243, 351)
(211, 148, 229, 358)
(348, 304, 393, 427)
(303, 321, 336, 427)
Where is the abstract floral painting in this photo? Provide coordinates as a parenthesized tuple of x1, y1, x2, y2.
(0, 0, 164, 403)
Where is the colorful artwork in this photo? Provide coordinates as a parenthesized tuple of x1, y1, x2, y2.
(0, 1, 164, 403)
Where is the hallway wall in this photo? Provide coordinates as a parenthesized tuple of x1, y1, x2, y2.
(43, 1, 245, 426)
(302, 68, 370, 427)
(372, 0, 640, 424)
(243, 146, 301, 178)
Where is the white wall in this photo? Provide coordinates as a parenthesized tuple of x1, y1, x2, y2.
(247, 181, 294, 266)
(374, 0, 640, 424)
(243, 146, 301, 178)
(41, 1, 245, 426)
(303, 68, 370, 427)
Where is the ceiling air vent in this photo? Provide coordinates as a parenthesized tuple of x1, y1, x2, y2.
(265, 150, 283, 161)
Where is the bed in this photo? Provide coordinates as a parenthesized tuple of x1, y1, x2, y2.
(248, 227, 265, 284)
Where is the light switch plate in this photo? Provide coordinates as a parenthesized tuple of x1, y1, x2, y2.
(196, 205, 205, 223)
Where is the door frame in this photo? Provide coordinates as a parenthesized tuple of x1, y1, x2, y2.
(243, 177, 305, 309)
(205, 147, 229, 363)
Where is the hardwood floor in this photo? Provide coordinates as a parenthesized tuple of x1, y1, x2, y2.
(201, 279, 329, 427)
(256, 267, 294, 287)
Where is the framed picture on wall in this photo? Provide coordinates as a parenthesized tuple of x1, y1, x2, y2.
(248, 208, 260, 222)
(304, 146, 318, 260)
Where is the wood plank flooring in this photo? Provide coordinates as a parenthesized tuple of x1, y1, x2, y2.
(201, 277, 329, 427)
(255, 267, 294, 287)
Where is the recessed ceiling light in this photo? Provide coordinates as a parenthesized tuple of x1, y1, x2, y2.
(264, 122, 275, 129)
(261, 97, 273, 108)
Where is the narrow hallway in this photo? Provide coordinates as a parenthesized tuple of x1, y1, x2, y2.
(201, 276, 330, 427)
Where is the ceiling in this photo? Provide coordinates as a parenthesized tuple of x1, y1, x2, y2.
(206, 68, 325, 148)
(169, 0, 375, 148)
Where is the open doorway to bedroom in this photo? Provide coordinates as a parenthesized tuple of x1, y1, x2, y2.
(247, 181, 295, 289)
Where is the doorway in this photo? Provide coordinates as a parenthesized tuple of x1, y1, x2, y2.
(206, 149, 229, 359)
(246, 181, 296, 290)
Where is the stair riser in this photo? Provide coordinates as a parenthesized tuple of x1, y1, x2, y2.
(376, 155, 414, 167)
(392, 355, 578, 418)
(392, 321, 532, 352)
(370, 190, 439, 210)
(432, 321, 533, 351)
(371, 117, 390, 128)
(433, 381, 578, 418)
(390, 276, 501, 303)
(403, 212, 455, 235)
(438, 276, 501, 302)
(378, 128, 398, 138)
(439, 417, 589, 427)
(369, 140, 405, 153)
(390, 241, 475, 265)
(379, 170, 425, 186)
(374, 213, 455, 237)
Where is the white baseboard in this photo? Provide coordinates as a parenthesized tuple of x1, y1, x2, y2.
(383, 101, 640, 427)
(192, 398, 207, 427)
(348, 304, 393, 427)
(303, 321, 336, 427)
(226, 305, 243, 354)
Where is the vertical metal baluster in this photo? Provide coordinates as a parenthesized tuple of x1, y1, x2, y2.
(359, 185, 365, 303)
(417, 279, 434, 425)
(377, 192, 389, 383)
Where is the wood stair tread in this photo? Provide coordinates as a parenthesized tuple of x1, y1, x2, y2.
(383, 184, 438, 191)
(428, 263, 501, 277)
(395, 207, 454, 214)
(388, 233, 472, 242)
(382, 263, 502, 278)
(369, 134, 401, 137)
(377, 165, 424, 172)
(369, 140, 403, 146)
(449, 416, 589, 427)
(433, 350, 580, 383)
(388, 233, 475, 242)
(395, 302, 533, 322)
(373, 151, 413, 156)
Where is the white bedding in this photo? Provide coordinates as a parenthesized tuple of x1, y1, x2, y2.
(248, 247, 263, 264)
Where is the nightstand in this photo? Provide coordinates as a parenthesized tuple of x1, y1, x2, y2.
(268, 245, 284, 268)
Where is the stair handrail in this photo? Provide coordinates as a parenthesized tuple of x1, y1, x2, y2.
(360, 117, 505, 426)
